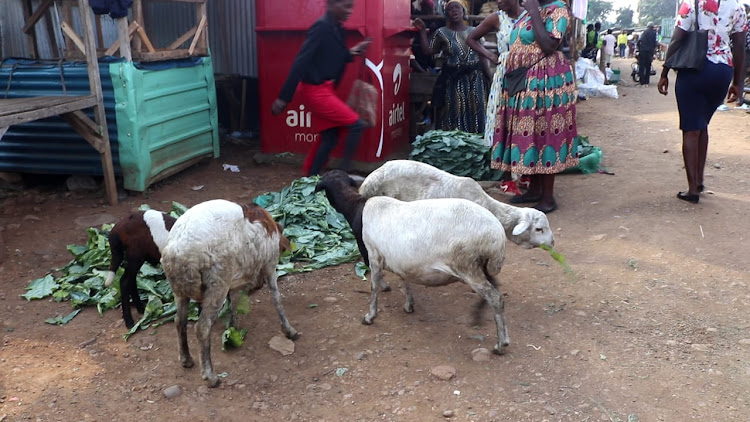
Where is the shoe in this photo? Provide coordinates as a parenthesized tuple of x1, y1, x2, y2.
(510, 193, 542, 204)
(534, 202, 558, 213)
(736, 103, 750, 110)
(716, 104, 730, 111)
(676, 191, 699, 203)
(698, 184, 704, 193)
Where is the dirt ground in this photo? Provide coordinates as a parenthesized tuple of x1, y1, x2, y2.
(1, 56, 750, 422)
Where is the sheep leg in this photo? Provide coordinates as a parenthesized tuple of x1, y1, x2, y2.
(363, 259, 384, 325)
(402, 281, 415, 313)
(174, 295, 194, 369)
(195, 283, 228, 388)
(267, 272, 299, 340)
(468, 275, 510, 354)
(121, 258, 143, 329)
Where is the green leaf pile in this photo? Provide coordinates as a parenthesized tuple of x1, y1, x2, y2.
(409, 130, 503, 181)
(23, 178, 362, 341)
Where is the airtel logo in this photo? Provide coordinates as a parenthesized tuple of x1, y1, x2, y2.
(393, 63, 402, 96)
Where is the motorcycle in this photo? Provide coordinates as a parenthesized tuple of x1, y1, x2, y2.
(631, 61, 657, 83)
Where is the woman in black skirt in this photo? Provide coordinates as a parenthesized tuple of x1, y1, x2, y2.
(658, 0, 747, 204)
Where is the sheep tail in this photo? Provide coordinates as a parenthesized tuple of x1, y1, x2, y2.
(106, 231, 124, 287)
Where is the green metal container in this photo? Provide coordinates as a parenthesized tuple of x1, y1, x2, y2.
(110, 57, 220, 191)
(610, 69, 621, 84)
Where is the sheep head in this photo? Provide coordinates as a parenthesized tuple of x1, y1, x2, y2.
(510, 208, 555, 249)
(241, 203, 290, 253)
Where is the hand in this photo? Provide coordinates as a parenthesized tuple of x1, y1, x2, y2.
(657, 75, 669, 96)
(489, 53, 499, 66)
(271, 98, 287, 115)
(726, 83, 741, 103)
(351, 38, 372, 56)
(413, 18, 426, 31)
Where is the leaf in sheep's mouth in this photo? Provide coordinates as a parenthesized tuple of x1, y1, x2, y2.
(539, 244, 573, 275)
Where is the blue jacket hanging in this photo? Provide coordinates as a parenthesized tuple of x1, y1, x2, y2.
(90, 0, 133, 19)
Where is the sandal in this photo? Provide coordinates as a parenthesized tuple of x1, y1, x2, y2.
(676, 191, 699, 204)
(534, 202, 558, 214)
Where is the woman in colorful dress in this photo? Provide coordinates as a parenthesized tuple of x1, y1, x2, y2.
(658, 0, 747, 203)
(414, 0, 491, 133)
(466, 0, 523, 148)
(490, 0, 579, 213)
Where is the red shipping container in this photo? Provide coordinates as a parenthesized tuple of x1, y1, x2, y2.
(256, 0, 413, 163)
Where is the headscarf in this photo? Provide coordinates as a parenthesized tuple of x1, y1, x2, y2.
(444, 0, 468, 16)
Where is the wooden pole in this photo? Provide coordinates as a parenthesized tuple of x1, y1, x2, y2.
(78, 0, 118, 205)
(133, 0, 144, 53)
(22, 0, 39, 59)
(117, 17, 133, 61)
(61, 0, 76, 55)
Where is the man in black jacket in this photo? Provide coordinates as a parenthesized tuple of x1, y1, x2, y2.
(271, 0, 371, 176)
(638, 22, 658, 86)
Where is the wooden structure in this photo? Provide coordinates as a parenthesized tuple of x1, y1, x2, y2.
(0, 0, 117, 205)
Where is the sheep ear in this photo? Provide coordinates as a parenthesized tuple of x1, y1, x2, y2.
(512, 219, 530, 236)
(314, 181, 326, 193)
(348, 174, 365, 187)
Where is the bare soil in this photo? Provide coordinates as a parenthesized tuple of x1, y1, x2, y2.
(1, 57, 750, 422)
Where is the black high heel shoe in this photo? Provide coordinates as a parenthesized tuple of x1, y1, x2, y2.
(677, 191, 699, 204)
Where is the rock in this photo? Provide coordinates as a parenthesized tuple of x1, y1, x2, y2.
(471, 348, 491, 362)
(197, 386, 209, 395)
(66, 175, 100, 192)
(323, 296, 338, 303)
(738, 339, 750, 345)
(22, 215, 41, 221)
(570, 349, 580, 356)
(73, 213, 117, 229)
(544, 405, 557, 414)
(354, 351, 368, 360)
(589, 234, 607, 241)
(713, 163, 722, 169)
(690, 343, 711, 352)
(443, 410, 455, 418)
(163, 385, 182, 399)
(269, 335, 295, 355)
(430, 365, 456, 380)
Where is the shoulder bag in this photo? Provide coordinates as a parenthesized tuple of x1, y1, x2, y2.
(664, 0, 710, 72)
(504, 53, 547, 97)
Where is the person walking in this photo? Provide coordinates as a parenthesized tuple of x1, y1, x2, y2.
(617, 31, 628, 57)
(490, 0, 580, 213)
(603, 28, 617, 68)
(271, 0, 372, 176)
(414, 0, 491, 133)
(658, 0, 747, 203)
(637, 22, 658, 86)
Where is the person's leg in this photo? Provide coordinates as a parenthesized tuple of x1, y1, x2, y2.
(696, 128, 709, 191)
(643, 54, 653, 85)
(680, 129, 702, 199)
(339, 119, 366, 172)
(534, 174, 557, 213)
(510, 174, 542, 203)
(309, 128, 339, 176)
(637, 51, 647, 84)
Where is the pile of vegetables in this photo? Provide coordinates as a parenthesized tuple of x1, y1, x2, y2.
(409, 129, 503, 181)
(22, 176, 364, 344)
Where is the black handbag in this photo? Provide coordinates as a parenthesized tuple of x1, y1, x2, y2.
(664, 0, 709, 72)
(504, 54, 547, 97)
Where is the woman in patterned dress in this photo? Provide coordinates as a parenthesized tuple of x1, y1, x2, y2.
(415, 0, 491, 133)
(466, 0, 523, 147)
(658, 0, 747, 203)
(490, 0, 579, 213)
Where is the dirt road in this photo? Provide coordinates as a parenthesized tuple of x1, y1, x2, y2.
(1, 56, 749, 421)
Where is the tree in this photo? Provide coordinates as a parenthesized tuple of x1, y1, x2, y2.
(638, 0, 678, 26)
(586, 0, 613, 26)
(614, 7, 635, 28)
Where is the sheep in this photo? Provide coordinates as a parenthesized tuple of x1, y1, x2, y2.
(316, 170, 511, 354)
(358, 160, 554, 249)
(105, 210, 176, 328)
(160, 199, 298, 387)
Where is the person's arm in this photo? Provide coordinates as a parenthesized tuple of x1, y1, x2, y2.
(272, 21, 325, 114)
(657, 27, 687, 95)
(728, 31, 747, 102)
(466, 13, 500, 64)
(413, 18, 442, 56)
(523, 0, 562, 54)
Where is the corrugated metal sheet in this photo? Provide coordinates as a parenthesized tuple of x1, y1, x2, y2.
(145, 0, 257, 77)
(0, 58, 122, 176)
(2, 1, 258, 75)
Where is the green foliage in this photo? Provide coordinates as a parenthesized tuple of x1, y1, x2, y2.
(638, 0, 677, 26)
(24, 178, 366, 340)
(222, 327, 248, 351)
(614, 7, 635, 28)
(586, 0, 614, 26)
(409, 130, 502, 181)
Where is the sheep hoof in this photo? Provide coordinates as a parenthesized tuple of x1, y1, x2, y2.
(493, 342, 509, 355)
(404, 304, 414, 313)
(284, 327, 301, 341)
(362, 316, 374, 325)
(380, 284, 392, 292)
(180, 356, 195, 368)
(203, 374, 220, 388)
(124, 319, 135, 329)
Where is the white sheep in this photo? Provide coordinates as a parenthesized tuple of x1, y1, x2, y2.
(359, 160, 554, 249)
(160, 199, 298, 387)
(316, 170, 511, 354)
